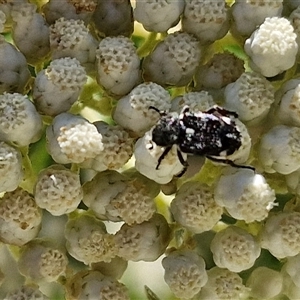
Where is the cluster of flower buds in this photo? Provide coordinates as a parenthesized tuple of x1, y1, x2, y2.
(1, 0, 300, 299)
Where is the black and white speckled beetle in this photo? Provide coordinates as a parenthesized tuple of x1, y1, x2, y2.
(150, 105, 254, 173)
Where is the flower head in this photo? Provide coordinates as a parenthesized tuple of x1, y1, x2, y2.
(246, 267, 283, 299)
(210, 226, 261, 272)
(231, 0, 283, 37)
(0, 188, 42, 246)
(224, 72, 275, 124)
(275, 78, 300, 126)
(194, 52, 245, 90)
(34, 165, 83, 216)
(162, 249, 208, 299)
(134, 0, 184, 32)
(244, 17, 298, 77)
(171, 181, 223, 233)
(182, 0, 230, 44)
(143, 31, 201, 86)
(0, 142, 23, 193)
(0, 93, 43, 146)
(46, 113, 104, 164)
(50, 17, 98, 73)
(0, 36, 31, 94)
(199, 267, 249, 300)
(33, 57, 87, 116)
(214, 168, 276, 223)
(65, 270, 130, 300)
(65, 213, 116, 265)
(5, 285, 48, 300)
(258, 125, 300, 174)
(91, 0, 133, 37)
(11, 3, 50, 65)
(260, 212, 300, 258)
(114, 213, 171, 261)
(113, 82, 171, 137)
(95, 36, 141, 96)
(17, 239, 68, 282)
(42, 0, 97, 25)
(83, 170, 157, 225)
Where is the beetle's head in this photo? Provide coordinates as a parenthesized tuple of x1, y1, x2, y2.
(152, 115, 179, 147)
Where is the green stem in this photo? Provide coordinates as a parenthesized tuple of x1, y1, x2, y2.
(19, 146, 37, 193)
(137, 32, 159, 57)
(71, 163, 80, 173)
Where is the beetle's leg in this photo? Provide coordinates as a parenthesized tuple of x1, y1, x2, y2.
(149, 106, 167, 117)
(174, 149, 188, 177)
(177, 149, 188, 167)
(206, 155, 255, 171)
(206, 105, 239, 118)
(156, 146, 172, 169)
(180, 105, 190, 114)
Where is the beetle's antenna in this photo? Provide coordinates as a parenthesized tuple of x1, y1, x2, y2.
(149, 106, 167, 116)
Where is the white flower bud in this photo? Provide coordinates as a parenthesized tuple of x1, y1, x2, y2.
(162, 249, 207, 299)
(134, 129, 187, 184)
(91, 0, 133, 37)
(91, 256, 128, 280)
(0, 142, 23, 193)
(83, 170, 128, 219)
(275, 78, 300, 126)
(214, 168, 276, 223)
(65, 270, 130, 300)
(171, 91, 216, 113)
(199, 267, 249, 300)
(0, 188, 42, 246)
(0, 36, 31, 94)
(5, 285, 48, 300)
(258, 125, 300, 174)
(244, 17, 298, 77)
(80, 121, 133, 172)
(224, 72, 275, 124)
(34, 165, 83, 216)
(113, 82, 171, 137)
(95, 36, 141, 96)
(143, 31, 201, 87)
(83, 170, 157, 225)
(231, 0, 283, 37)
(17, 239, 68, 282)
(282, 275, 300, 300)
(33, 57, 87, 116)
(11, 3, 50, 65)
(50, 18, 98, 73)
(46, 113, 104, 165)
(114, 213, 171, 261)
(285, 169, 300, 195)
(171, 182, 223, 233)
(246, 267, 283, 299)
(210, 226, 261, 272)
(282, 254, 300, 288)
(134, 0, 184, 32)
(0, 93, 43, 146)
(182, 0, 230, 44)
(42, 0, 97, 25)
(290, 6, 300, 58)
(286, 0, 300, 10)
(0, 10, 6, 32)
(260, 212, 300, 258)
(65, 213, 116, 265)
(194, 52, 245, 90)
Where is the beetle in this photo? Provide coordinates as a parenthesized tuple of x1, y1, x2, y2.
(149, 105, 254, 173)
